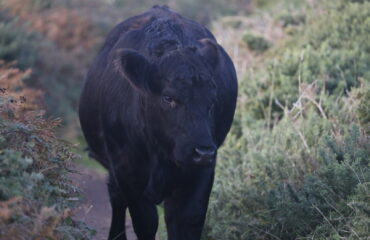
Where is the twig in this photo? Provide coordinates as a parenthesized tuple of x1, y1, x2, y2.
(312, 204, 339, 236)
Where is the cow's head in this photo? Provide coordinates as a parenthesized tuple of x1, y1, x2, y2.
(115, 39, 219, 167)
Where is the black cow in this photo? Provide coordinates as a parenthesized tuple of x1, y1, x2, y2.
(79, 5, 237, 240)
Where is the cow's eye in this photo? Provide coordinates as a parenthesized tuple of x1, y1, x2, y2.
(162, 95, 176, 108)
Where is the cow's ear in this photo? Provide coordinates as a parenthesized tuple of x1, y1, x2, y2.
(199, 38, 219, 68)
(114, 49, 158, 93)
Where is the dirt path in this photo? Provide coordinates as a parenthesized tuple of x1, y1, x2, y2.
(70, 164, 136, 240)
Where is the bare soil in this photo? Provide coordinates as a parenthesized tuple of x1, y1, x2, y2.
(70, 164, 136, 240)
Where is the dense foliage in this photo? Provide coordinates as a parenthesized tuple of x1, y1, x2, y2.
(203, 1, 370, 239)
(0, 62, 92, 239)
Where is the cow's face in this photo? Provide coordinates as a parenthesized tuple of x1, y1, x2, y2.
(115, 39, 219, 167)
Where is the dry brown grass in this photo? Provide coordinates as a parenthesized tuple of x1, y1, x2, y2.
(212, 13, 285, 79)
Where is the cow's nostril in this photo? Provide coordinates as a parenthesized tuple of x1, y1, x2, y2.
(194, 147, 215, 158)
(193, 146, 216, 165)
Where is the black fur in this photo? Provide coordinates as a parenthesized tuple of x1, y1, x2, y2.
(79, 5, 237, 240)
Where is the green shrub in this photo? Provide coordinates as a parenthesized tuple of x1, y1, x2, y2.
(252, 0, 306, 10)
(242, 33, 271, 53)
(278, 12, 305, 27)
(0, 21, 37, 69)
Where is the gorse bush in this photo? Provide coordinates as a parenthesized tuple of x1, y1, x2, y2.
(203, 0, 370, 239)
(205, 83, 370, 240)
(242, 33, 271, 53)
(0, 62, 92, 239)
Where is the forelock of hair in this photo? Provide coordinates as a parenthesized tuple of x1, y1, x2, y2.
(159, 50, 192, 74)
(158, 48, 214, 86)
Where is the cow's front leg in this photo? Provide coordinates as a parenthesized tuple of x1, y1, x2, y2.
(164, 167, 215, 240)
(108, 176, 128, 240)
(128, 196, 158, 240)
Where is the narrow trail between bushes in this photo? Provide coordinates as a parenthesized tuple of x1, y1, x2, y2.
(70, 164, 136, 240)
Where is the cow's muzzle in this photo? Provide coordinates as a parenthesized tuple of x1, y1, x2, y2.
(192, 146, 216, 166)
